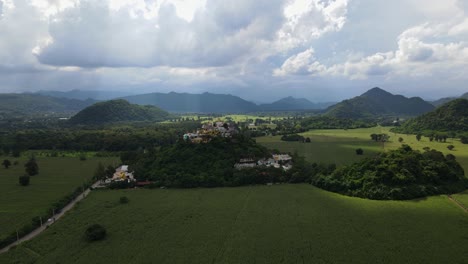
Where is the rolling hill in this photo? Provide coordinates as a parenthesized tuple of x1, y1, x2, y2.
(0, 93, 95, 118)
(325, 87, 435, 119)
(396, 98, 468, 133)
(69, 99, 170, 125)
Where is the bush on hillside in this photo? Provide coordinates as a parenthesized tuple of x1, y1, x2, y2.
(85, 224, 107, 242)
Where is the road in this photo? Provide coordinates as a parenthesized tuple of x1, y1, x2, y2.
(0, 181, 100, 254)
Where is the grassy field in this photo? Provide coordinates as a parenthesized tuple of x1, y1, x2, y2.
(0, 156, 117, 241)
(257, 127, 468, 174)
(1, 184, 467, 264)
(453, 190, 468, 208)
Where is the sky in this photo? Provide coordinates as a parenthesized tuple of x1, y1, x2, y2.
(0, 0, 468, 102)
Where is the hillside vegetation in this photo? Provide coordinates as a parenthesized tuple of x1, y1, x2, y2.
(325, 87, 434, 119)
(129, 136, 272, 187)
(396, 98, 468, 134)
(69, 100, 170, 125)
(312, 145, 467, 200)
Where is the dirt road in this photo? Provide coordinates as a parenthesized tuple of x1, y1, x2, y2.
(0, 181, 99, 254)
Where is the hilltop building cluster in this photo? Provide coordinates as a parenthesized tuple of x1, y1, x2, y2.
(183, 121, 238, 143)
(234, 154, 293, 171)
(102, 165, 135, 184)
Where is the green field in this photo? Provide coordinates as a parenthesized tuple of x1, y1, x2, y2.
(453, 190, 468, 208)
(0, 156, 117, 241)
(1, 184, 467, 263)
(257, 127, 468, 173)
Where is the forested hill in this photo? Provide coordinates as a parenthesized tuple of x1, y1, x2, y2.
(431, 92, 468, 107)
(0, 93, 95, 118)
(69, 99, 170, 125)
(396, 98, 468, 133)
(122, 92, 259, 113)
(325, 87, 435, 119)
(259, 96, 325, 111)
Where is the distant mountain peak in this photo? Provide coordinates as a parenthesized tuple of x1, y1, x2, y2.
(326, 87, 434, 118)
(361, 87, 392, 97)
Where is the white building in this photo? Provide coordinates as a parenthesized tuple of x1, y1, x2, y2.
(111, 165, 135, 182)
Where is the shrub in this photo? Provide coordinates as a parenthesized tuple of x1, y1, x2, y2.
(19, 175, 30, 186)
(79, 154, 87, 161)
(25, 158, 39, 176)
(280, 134, 305, 142)
(85, 224, 107, 242)
(119, 196, 129, 204)
(355, 148, 364, 155)
(447, 145, 455, 151)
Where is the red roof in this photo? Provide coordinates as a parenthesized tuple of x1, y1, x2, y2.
(136, 181, 152, 186)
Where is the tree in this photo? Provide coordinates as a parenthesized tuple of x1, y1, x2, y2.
(398, 137, 404, 143)
(416, 134, 422, 141)
(461, 135, 468, 144)
(447, 145, 455, 151)
(305, 137, 311, 143)
(355, 148, 364, 155)
(2, 159, 11, 169)
(19, 175, 30, 186)
(119, 196, 129, 204)
(94, 163, 106, 182)
(24, 158, 39, 176)
(85, 224, 107, 241)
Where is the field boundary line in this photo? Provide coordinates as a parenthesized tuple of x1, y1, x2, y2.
(447, 195, 468, 213)
(212, 187, 253, 263)
(23, 246, 41, 258)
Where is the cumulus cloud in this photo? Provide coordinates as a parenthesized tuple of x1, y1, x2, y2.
(273, 48, 326, 76)
(33, 0, 350, 68)
(35, 0, 285, 68)
(1, 0, 468, 101)
(276, 10, 468, 82)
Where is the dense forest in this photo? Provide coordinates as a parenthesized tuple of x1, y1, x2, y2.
(311, 145, 467, 200)
(0, 122, 200, 153)
(121, 135, 334, 188)
(300, 116, 376, 129)
(395, 99, 468, 134)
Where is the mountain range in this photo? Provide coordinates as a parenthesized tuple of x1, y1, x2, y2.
(0, 88, 459, 117)
(36, 89, 137, 101)
(258, 96, 334, 111)
(36, 90, 332, 112)
(325, 87, 435, 119)
(0, 93, 95, 119)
